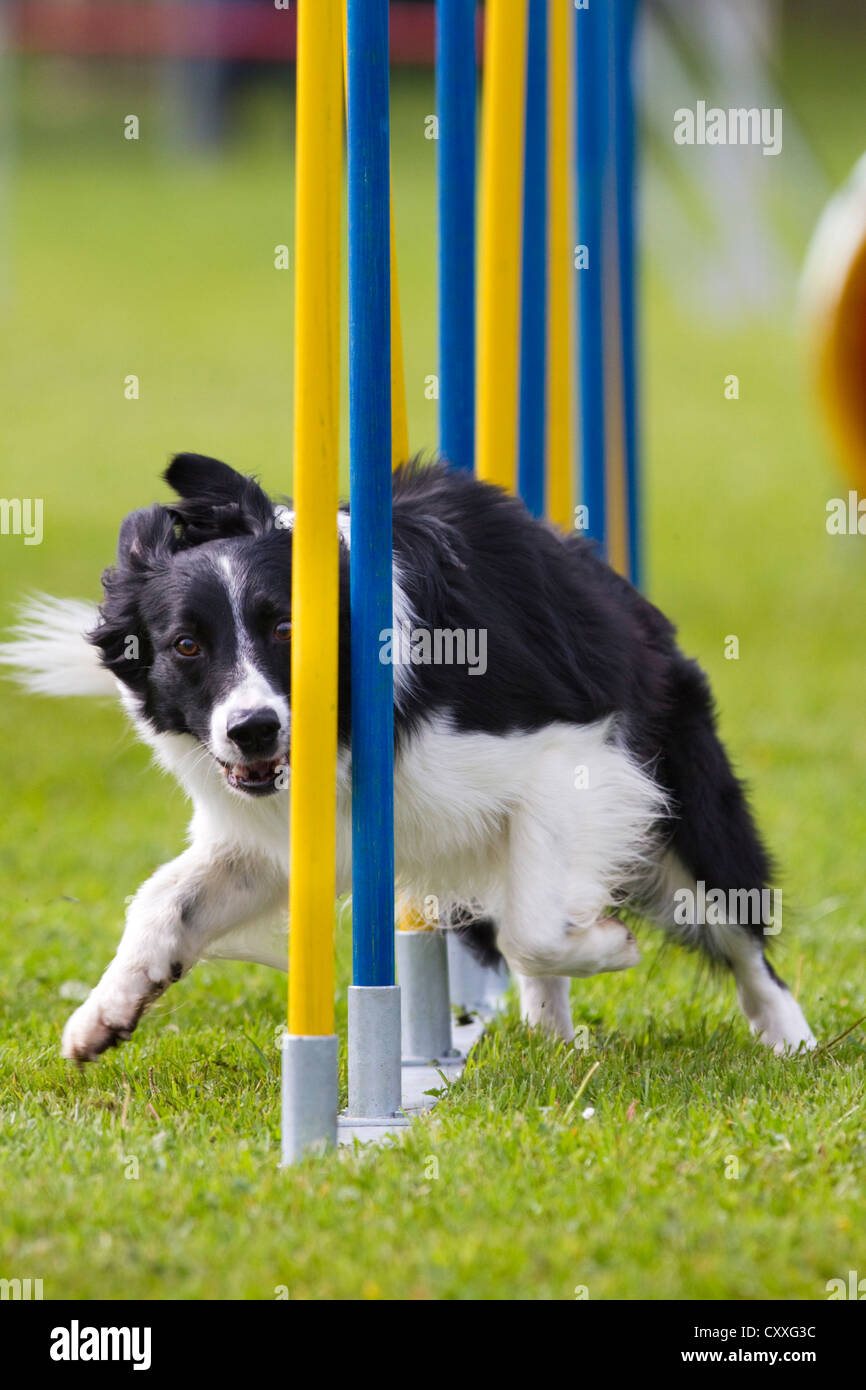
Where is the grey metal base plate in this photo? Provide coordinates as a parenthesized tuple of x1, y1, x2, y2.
(337, 1013, 487, 1145)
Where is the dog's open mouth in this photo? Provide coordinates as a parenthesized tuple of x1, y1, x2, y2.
(221, 758, 287, 796)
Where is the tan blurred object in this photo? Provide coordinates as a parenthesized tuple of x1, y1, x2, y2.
(802, 155, 866, 488)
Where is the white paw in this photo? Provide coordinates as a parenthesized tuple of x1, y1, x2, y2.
(747, 992, 817, 1055)
(61, 968, 169, 1063)
(751, 1020, 818, 1056)
(567, 916, 641, 978)
(508, 916, 641, 980)
(62, 994, 133, 1063)
(519, 976, 575, 1041)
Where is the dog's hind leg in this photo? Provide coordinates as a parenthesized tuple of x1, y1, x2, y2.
(646, 852, 816, 1055)
(516, 974, 575, 1041)
(61, 845, 286, 1062)
(647, 659, 816, 1054)
(493, 730, 661, 1031)
(495, 810, 642, 1045)
(728, 935, 817, 1055)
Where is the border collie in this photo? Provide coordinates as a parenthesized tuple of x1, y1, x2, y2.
(0, 454, 816, 1061)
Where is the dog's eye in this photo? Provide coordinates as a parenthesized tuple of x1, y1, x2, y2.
(274, 620, 291, 643)
(174, 636, 201, 658)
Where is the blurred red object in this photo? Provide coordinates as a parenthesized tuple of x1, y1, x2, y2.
(13, 1, 446, 64)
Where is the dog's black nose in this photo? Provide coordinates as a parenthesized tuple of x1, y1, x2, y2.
(227, 708, 281, 756)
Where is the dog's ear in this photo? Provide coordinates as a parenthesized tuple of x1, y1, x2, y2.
(117, 503, 181, 569)
(88, 504, 179, 696)
(165, 452, 254, 504)
(164, 453, 274, 542)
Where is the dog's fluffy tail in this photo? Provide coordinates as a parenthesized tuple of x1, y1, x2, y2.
(0, 594, 115, 697)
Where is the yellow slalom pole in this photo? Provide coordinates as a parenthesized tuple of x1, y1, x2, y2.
(602, 188, 629, 578)
(546, 0, 574, 531)
(390, 197, 410, 468)
(391, 168, 414, 932)
(288, 0, 342, 1038)
(477, 0, 528, 492)
(341, 5, 409, 469)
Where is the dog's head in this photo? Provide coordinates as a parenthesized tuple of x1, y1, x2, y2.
(91, 454, 324, 799)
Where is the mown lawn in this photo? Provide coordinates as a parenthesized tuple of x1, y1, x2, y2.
(0, 43, 864, 1300)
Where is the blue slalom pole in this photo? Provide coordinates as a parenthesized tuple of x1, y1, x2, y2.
(436, 0, 477, 473)
(347, 0, 394, 991)
(517, 0, 547, 518)
(575, 0, 609, 555)
(436, 0, 511, 1017)
(612, 0, 641, 588)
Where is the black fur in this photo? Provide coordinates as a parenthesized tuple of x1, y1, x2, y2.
(388, 461, 774, 961)
(90, 457, 293, 740)
(92, 454, 776, 971)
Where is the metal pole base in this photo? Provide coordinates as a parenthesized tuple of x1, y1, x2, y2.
(280, 1033, 339, 1165)
(397, 927, 461, 1065)
(447, 929, 510, 1016)
(342, 984, 406, 1122)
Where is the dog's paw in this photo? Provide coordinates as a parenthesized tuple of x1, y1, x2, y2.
(749, 1005, 817, 1056)
(518, 976, 575, 1041)
(567, 916, 641, 977)
(63, 1005, 120, 1064)
(597, 917, 641, 972)
(61, 981, 155, 1063)
(508, 915, 641, 980)
(62, 995, 136, 1063)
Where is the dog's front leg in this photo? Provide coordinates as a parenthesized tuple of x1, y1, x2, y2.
(61, 845, 285, 1062)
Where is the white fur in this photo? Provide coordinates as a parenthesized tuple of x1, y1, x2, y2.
(208, 657, 289, 766)
(389, 715, 665, 980)
(58, 698, 667, 1057)
(62, 842, 286, 1060)
(517, 975, 576, 1040)
(726, 931, 817, 1055)
(207, 555, 289, 763)
(0, 595, 113, 696)
(3, 591, 817, 1061)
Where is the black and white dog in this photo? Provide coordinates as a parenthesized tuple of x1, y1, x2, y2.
(1, 454, 816, 1061)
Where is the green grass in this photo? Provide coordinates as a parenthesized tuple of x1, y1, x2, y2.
(1, 45, 865, 1300)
